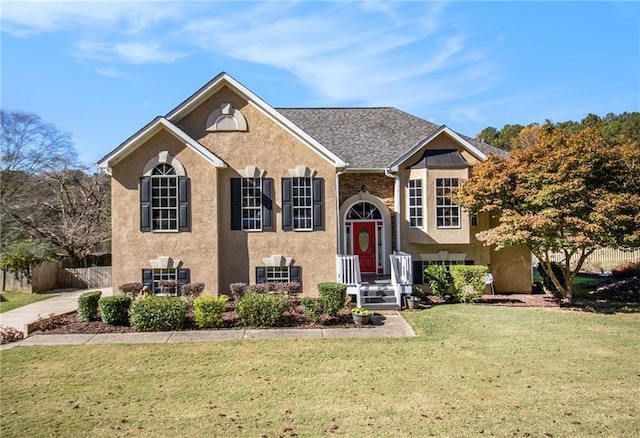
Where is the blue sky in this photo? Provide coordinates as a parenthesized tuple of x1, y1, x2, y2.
(2, 1, 638, 166)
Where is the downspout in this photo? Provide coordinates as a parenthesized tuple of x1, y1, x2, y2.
(384, 168, 401, 252)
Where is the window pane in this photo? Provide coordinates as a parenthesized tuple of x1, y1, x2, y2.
(292, 177, 313, 230)
(435, 178, 460, 228)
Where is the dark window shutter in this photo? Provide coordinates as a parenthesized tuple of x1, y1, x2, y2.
(231, 178, 242, 230)
(312, 177, 324, 230)
(290, 266, 301, 284)
(281, 178, 292, 230)
(178, 177, 189, 232)
(142, 269, 153, 291)
(464, 260, 475, 265)
(256, 266, 266, 284)
(262, 178, 273, 231)
(177, 268, 190, 289)
(412, 261, 424, 284)
(140, 177, 151, 232)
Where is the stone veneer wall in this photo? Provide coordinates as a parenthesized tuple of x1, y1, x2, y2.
(339, 172, 397, 250)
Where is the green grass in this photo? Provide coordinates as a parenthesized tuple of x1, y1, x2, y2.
(0, 291, 60, 314)
(1, 306, 639, 437)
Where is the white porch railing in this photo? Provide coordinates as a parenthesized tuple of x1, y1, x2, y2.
(336, 255, 363, 307)
(390, 251, 413, 307)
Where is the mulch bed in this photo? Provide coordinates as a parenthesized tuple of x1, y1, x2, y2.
(30, 301, 361, 335)
(30, 279, 640, 335)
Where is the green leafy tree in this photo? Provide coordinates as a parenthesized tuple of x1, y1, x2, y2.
(0, 240, 56, 283)
(459, 124, 640, 301)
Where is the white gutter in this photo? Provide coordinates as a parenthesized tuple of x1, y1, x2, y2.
(384, 168, 401, 252)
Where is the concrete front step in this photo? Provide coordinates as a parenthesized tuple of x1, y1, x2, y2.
(363, 302, 400, 311)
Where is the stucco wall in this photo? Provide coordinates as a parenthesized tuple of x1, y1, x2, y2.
(110, 129, 220, 295)
(172, 87, 338, 296)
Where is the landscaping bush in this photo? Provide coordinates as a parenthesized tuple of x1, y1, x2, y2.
(273, 282, 301, 296)
(193, 294, 228, 328)
(98, 295, 132, 326)
(425, 264, 450, 299)
(77, 290, 102, 322)
(317, 282, 347, 316)
(118, 282, 144, 300)
(1, 325, 24, 344)
(130, 296, 188, 332)
(181, 282, 205, 300)
(449, 265, 489, 303)
(300, 297, 326, 323)
(612, 261, 640, 278)
(236, 293, 289, 327)
(245, 283, 269, 294)
(230, 283, 248, 301)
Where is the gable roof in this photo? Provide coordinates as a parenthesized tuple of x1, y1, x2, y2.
(165, 72, 347, 168)
(96, 117, 226, 171)
(277, 108, 507, 170)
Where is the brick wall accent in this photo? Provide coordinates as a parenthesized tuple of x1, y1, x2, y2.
(339, 173, 395, 211)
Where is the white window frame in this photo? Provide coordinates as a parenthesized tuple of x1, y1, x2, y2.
(265, 266, 291, 283)
(435, 178, 461, 228)
(408, 179, 423, 228)
(292, 177, 313, 231)
(242, 177, 262, 231)
(151, 163, 178, 232)
(153, 268, 177, 295)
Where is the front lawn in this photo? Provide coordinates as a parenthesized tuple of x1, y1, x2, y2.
(0, 291, 60, 314)
(1, 305, 638, 437)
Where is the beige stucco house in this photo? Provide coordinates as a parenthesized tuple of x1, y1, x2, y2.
(97, 72, 531, 307)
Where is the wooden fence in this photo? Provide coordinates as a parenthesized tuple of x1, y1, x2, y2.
(533, 248, 640, 270)
(57, 266, 112, 289)
(2, 264, 111, 293)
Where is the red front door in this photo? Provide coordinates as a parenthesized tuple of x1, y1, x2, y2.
(353, 221, 376, 273)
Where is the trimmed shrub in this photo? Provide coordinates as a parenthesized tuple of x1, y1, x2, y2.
(300, 297, 325, 323)
(119, 282, 144, 300)
(245, 283, 269, 294)
(99, 295, 132, 326)
(1, 325, 24, 344)
(317, 282, 347, 316)
(236, 293, 289, 327)
(130, 296, 188, 332)
(449, 265, 488, 303)
(273, 282, 301, 296)
(230, 283, 248, 301)
(193, 294, 228, 328)
(77, 290, 102, 322)
(425, 265, 450, 299)
(181, 282, 205, 300)
(612, 261, 640, 278)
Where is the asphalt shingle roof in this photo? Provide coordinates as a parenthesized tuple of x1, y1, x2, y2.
(277, 108, 506, 169)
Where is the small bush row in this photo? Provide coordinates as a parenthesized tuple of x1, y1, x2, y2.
(424, 265, 489, 303)
(229, 282, 301, 301)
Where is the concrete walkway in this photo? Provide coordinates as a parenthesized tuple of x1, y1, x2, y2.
(1, 289, 416, 350)
(1, 287, 114, 335)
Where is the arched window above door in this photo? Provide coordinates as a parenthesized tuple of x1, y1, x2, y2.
(346, 201, 382, 220)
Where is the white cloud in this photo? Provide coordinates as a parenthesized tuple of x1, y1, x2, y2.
(1, 1, 181, 37)
(180, 2, 497, 112)
(2, 1, 501, 116)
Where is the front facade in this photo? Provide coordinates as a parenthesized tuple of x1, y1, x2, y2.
(98, 72, 532, 297)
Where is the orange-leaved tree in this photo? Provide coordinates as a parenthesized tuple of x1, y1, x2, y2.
(458, 124, 640, 301)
